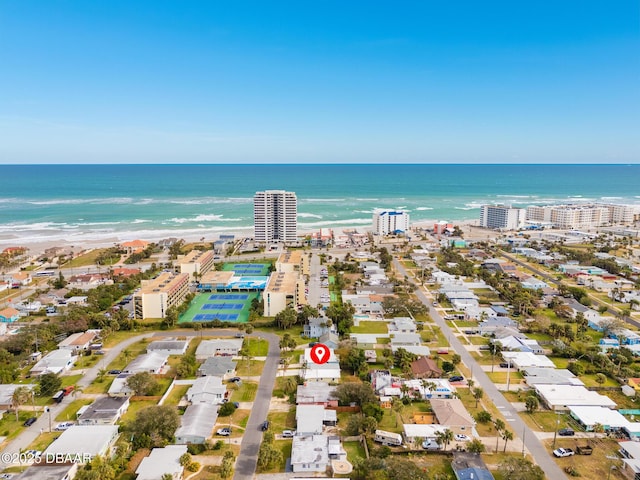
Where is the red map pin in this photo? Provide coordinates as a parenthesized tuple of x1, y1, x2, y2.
(310, 343, 331, 365)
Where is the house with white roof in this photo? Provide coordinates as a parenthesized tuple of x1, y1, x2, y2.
(619, 441, 640, 479)
(291, 434, 330, 474)
(501, 352, 556, 370)
(522, 368, 584, 387)
(108, 374, 134, 397)
(390, 333, 430, 356)
(296, 382, 338, 407)
(30, 349, 77, 376)
(303, 317, 336, 338)
(174, 403, 218, 444)
(495, 335, 544, 354)
(186, 376, 227, 404)
(0, 384, 35, 413)
(402, 423, 448, 442)
(569, 406, 631, 431)
(296, 405, 337, 435)
(195, 338, 244, 360)
(301, 347, 341, 382)
(122, 352, 168, 374)
(534, 384, 617, 411)
(388, 317, 417, 333)
(402, 379, 454, 399)
(135, 445, 188, 480)
(43, 425, 119, 462)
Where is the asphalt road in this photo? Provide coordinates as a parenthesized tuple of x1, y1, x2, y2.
(393, 258, 568, 480)
(233, 332, 280, 480)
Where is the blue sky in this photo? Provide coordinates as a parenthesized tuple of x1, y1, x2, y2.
(0, 1, 638, 164)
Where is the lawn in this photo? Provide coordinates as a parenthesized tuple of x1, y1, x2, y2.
(542, 437, 626, 480)
(519, 411, 574, 432)
(26, 431, 59, 453)
(0, 411, 35, 445)
(162, 384, 190, 406)
(582, 373, 620, 388)
(485, 371, 524, 384)
(235, 360, 265, 376)
(83, 376, 115, 394)
(60, 374, 84, 388)
(62, 248, 117, 268)
(267, 410, 296, 431)
(230, 382, 258, 402)
(257, 440, 291, 473)
(343, 440, 366, 463)
(72, 353, 101, 369)
(245, 338, 269, 356)
(351, 321, 390, 334)
(105, 340, 149, 371)
(55, 399, 92, 421)
(119, 400, 158, 425)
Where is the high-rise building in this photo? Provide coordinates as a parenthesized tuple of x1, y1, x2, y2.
(373, 209, 410, 235)
(479, 205, 525, 230)
(254, 190, 297, 243)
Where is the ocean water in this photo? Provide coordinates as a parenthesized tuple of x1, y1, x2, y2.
(1, 164, 639, 245)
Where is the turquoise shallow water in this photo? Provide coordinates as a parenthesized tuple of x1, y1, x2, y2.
(1, 164, 638, 244)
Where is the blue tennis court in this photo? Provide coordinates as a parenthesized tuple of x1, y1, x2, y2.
(193, 313, 240, 321)
(209, 294, 249, 300)
(202, 303, 244, 310)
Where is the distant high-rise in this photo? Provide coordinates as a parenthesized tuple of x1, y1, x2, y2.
(254, 190, 297, 243)
(479, 205, 525, 230)
(373, 209, 410, 235)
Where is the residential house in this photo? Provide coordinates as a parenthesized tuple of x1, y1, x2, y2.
(402, 423, 448, 443)
(4, 271, 32, 287)
(146, 338, 190, 356)
(403, 379, 454, 399)
(197, 357, 237, 379)
(520, 276, 549, 290)
(296, 382, 338, 407)
(291, 434, 330, 474)
(388, 317, 417, 334)
(302, 347, 341, 382)
(13, 464, 78, 480)
(77, 397, 130, 425)
(57, 331, 100, 353)
(478, 317, 518, 336)
(31, 349, 77, 376)
(67, 274, 112, 291)
(522, 368, 585, 387)
(195, 339, 244, 360)
(534, 384, 617, 411)
(569, 406, 631, 432)
(303, 317, 336, 338)
(451, 453, 495, 480)
(43, 425, 119, 462)
(430, 398, 476, 435)
(410, 356, 443, 379)
(122, 352, 168, 374)
(0, 384, 35, 413)
(135, 445, 188, 480)
(390, 333, 430, 356)
(619, 441, 640, 480)
(0, 307, 21, 323)
(174, 403, 218, 444)
(501, 352, 556, 370)
(371, 370, 394, 394)
(319, 332, 339, 350)
(108, 374, 134, 398)
(186, 376, 227, 405)
(495, 335, 544, 354)
(120, 239, 149, 254)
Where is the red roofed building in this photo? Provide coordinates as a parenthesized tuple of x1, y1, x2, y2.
(112, 267, 141, 278)
(120, 240, 149, 255)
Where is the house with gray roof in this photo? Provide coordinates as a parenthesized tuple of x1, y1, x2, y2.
(195, 338, 244, 360)
(187, 376, 227, 405)
(197, 356, 236, 379)
(77, 396, 129, 425)
(122, 352, 168, 374)
(451, 452, 494, 480)
(296, 382, 338, 407)
(291, 434, 330, 474)
(174, 403, 218, 444)
(135, 445, 188, 480)
(303, 317, 336, 338)
(146, 338, 190, 356)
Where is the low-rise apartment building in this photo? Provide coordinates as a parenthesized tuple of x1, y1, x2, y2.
(263, 271, 306, 317)
(176, 249, 215, 281)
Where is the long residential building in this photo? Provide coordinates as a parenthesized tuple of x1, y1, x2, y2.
(373, 209, 410, 235)
(263, 271, 306, 317)
(479, 205, 525, 230)
(253, 190, 297, 243)
(275, 250, 310, 276)
(133, 272, 189, 319)
(526, 203, 639, 229)
(176, 249, 215, 281)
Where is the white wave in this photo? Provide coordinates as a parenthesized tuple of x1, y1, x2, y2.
(298, 218, 372, 228)
(601, 197, 623, 200)
(496, 195, 536, 198)
(415, 207, 434, 211)
(298, 213, 323, 219)
(131, 219, 151, 224)
(355, 198, 380, 201)
(168, 214, 242, 224)
(454, 207, 477, 211)
(354, 209, 375, 214)
(74, 221, 122, 226)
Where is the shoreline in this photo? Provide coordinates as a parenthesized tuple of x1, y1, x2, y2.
(0, 218, 482, 257)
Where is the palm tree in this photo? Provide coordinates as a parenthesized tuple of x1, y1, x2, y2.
(494, 419, 505, 453)
(488, 341, 502, 373)
(472, 387, 484, 408)
(592, 422, 605, 439)
(435, 428, 454, 452)
(502, 429, 514, 452)
(11, 386, 32, 421)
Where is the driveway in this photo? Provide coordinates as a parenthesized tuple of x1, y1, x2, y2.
(393, 258, 568, 480)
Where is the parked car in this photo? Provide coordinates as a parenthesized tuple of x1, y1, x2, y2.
(553, 448, 575, 457)
(23, 417, 37, 427)
(422, 440, 442, 450)
(24, 450, 42, 458)
(282, 430, 295, 438)
(261, 421, 270, 431)
(449, 375, 464, 382)
(558, 428, 575, 436)
(454, 434, 471, 442)
(499, 362, 513, 368)
(229, 377, 241, 383)
(216, 428, 232, 436)
(54, 422, 74, 431)
(108, 370, 122, 375)
(235, 333, 245, 338)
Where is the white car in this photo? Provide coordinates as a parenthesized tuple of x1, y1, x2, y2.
(54, 422, 74, 431)
(454, 434, 471, 442)
(282, 430, 296, 438)
(553, 448, 575, 458)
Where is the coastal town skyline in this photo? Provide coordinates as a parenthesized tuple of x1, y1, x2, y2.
(1, 1, 638, 164)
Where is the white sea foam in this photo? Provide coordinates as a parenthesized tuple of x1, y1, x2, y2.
(298, 213, 323, 219)
(415, 207, 434, 211)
